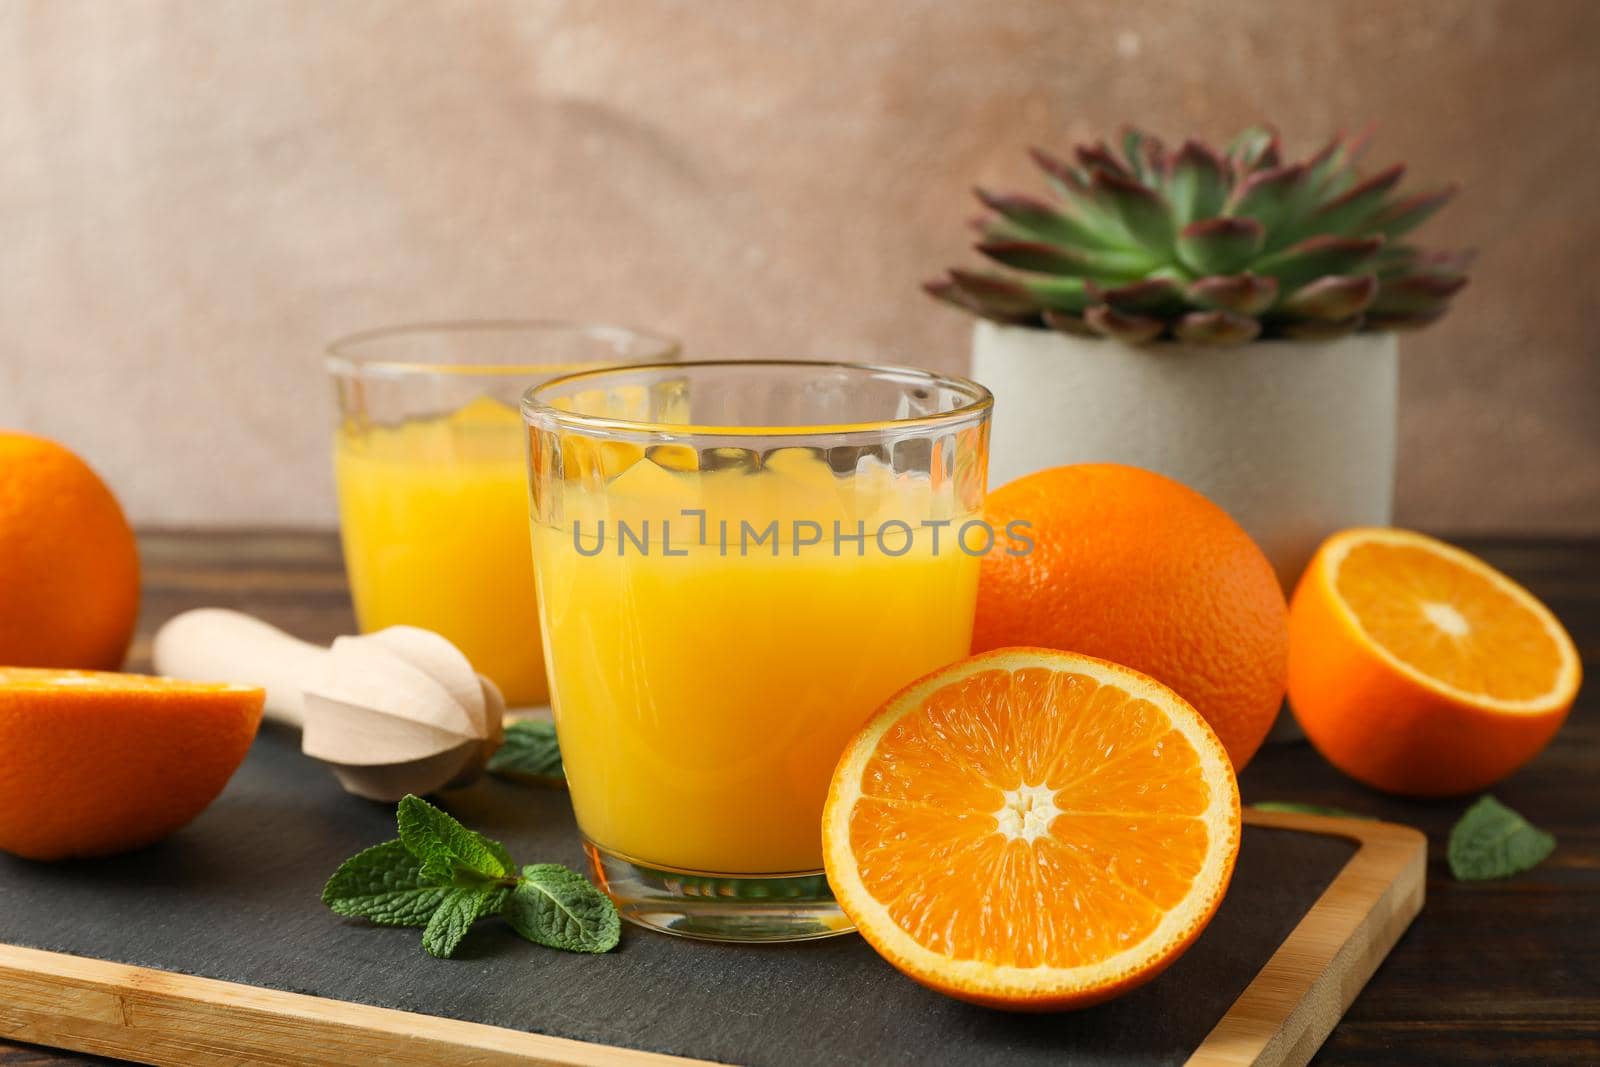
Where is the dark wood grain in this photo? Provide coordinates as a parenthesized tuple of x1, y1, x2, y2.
(3, 532, 1596, 1067)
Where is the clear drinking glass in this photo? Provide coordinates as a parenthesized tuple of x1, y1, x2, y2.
(326, 321, 680, 707)
(523, 361, 992, 941)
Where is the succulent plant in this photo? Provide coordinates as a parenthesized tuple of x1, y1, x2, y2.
(926, 126, 1471, 345)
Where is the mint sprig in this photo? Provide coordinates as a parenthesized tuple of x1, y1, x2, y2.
(324, 795, 619, 957)
(487, 719, 565, 785)
(1448, 795, 1556, 881)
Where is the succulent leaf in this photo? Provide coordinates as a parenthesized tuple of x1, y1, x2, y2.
(1029, 146, 1089, 195)
(1186, 273, 1278, 315)
(1174, 309, 1262, 345)
(1364, 185, 1459, 238)
(1020, 276, 1092, 312)
(1091, 170, 1174, 253)
(1076, 141, 1132, 180)
(1042, 309, 1096, 336)
(1253, 235, 1384, 291)
(930, 271, 1041, 323)
(1227, 164, 1312, 242)
(974, 189, 1106, 248)
(1276, 315, 1366, 340)
(1084, 305, 1165, 344)
(977, 239, 1154, 279)
(1303, 133, 1347, 194)
(1121, 127, 1150, 180)
(1369, 272, 1469, 315)
(1277, 274, 1379, 320)
(1176, 218, 1266, 276)
(1313, 164, 1405, 234)
(1166, 140, 1230, 227)
(1119, 126, 1167, 182)
(1092, 277, 1188, 317)
(924, 278, 1005, 321)
(1228, 126, 1280, 172)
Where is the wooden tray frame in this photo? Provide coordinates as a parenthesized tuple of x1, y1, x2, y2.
(0, 811, 1424, 1067)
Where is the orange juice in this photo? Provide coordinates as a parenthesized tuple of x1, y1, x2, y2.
(334, 397, 547, 705)
(532, 449, 980, 874)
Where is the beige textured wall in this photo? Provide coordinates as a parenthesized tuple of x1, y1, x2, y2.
(1, 0, 1596, 531)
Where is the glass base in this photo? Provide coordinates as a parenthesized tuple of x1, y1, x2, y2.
(584, 840, 855, 943)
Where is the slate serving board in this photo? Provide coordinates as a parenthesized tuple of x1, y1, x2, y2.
(0, 724, 1423, 1066)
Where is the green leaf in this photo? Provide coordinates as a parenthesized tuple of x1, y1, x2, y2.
(1120, 126, 1164, 181)
(397, 794, 515, 884)
(1362, 185, 1458, 239)
(1253, 235, 1383, 291)
(487, 719, 566, 784)
(1251, 801, 1376, 820)
(504, 864, 621, 954)
(975, 189, 1108, 249)
(1228, 125, 1280, 172)
(1311, 164, 1405, 235)
(1228, 164, 1313, 249)
(1165, 140, 1229, 227)
(1091, 170, 1174, 254)
(1096, 277, 1187, 317)
(422, 886, 507, 959)
(1448, 796, 1555, 881)
(1019, 276, 1091, 313)
(1176, 218, 1265, 276)
(977, 239, 1155, 280)
(322, 840, 449, 927)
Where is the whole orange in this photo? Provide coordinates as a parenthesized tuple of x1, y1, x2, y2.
(973, 464, 1288, 769)
(0, 431, 140, 670)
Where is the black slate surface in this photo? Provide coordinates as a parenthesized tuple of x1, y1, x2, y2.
(0, 724, 1356, 1066)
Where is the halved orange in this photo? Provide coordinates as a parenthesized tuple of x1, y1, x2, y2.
(1289, 528, 1581, 796)
(0, 669, 264, 860)
(822, 648, 1241, 1011)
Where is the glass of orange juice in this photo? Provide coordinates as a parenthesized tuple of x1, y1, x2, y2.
(326, 321, 680, 707)
(523, 361, 991, 940)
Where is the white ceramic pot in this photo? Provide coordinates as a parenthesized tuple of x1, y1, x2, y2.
(970, 320, 1398, 591)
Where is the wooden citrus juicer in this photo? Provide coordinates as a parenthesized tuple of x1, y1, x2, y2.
(152, 608, 505, 802)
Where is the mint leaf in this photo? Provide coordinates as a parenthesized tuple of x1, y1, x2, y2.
(503, 864, 620, 953)
(422, 886, 507, 958)
(396, 794, 515, 883)
(326, 799, 622, 959)
(1251, 801, 1376, 820)
(1448, 795, 1556, 881)
(487, 719, 565, 784)
(322, 840, 449, 927)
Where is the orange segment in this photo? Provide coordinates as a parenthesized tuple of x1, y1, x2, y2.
(1333, 536, 1575, 706)
(0, 668, 264, 860)
(1289, 529, 1580, 796)
(823, 648, 1241, 1011)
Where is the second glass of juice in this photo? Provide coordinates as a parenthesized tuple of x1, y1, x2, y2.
(524, 361, 991, 940)
(326, 321, 680, 707)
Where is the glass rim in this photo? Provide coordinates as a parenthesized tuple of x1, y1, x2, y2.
(520, 359, 994, 439)
(324, 318, 682, 379)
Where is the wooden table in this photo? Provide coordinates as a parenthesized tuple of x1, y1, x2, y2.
(4, 532, 1596, 1066)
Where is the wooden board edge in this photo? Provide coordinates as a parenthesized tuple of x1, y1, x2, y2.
(1185, 810, 1428, 1067)
(0, 941, 713, 1067)
(0, 812, 1424, 1067)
